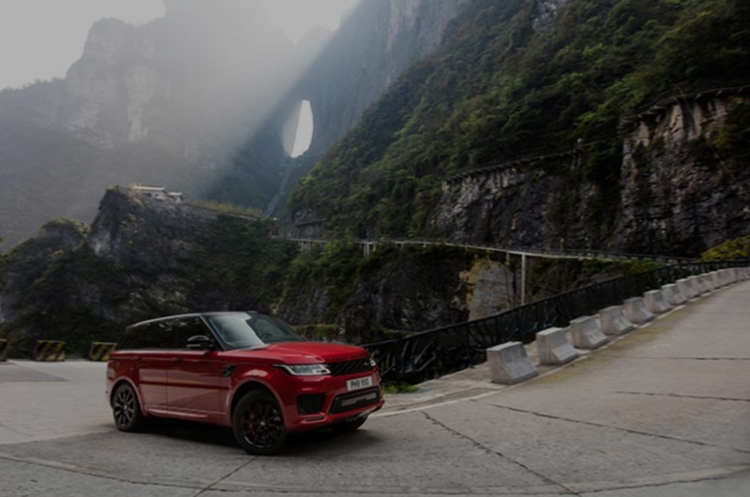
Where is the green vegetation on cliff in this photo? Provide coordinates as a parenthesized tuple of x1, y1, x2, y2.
(291, 0, 750, 238)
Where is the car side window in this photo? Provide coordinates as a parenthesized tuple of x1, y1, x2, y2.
(138, 322, 174, 349)
(174, 318, 213, 349)
(116, 322, 173, 350)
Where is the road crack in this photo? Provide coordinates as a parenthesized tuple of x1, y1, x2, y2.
(191, 457, 258, 497)
(421, 411, 582, 496)
(479, 401, 750, 455)
(614, 391, 750, 403)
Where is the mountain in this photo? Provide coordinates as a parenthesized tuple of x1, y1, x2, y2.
(289, 0, 750, 256)
(0, 0, 299, 249)
(0, 188, 297, 355)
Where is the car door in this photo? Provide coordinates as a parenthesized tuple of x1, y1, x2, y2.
(134, 322, 173, 414)
(167, 317, 226, 419)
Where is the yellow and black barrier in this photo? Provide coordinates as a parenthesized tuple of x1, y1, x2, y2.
(0, 339, 8, 362)
(89, 342, 117, 362)
(33, 341, 66, 362)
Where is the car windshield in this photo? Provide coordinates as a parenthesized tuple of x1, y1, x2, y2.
(206, 313, 305, 350)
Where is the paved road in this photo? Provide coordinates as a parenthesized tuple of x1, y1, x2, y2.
(1, 282, 749, 496)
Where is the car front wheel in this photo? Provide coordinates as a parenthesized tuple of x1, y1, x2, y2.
(232, 391, 287, 455)
(112, 383, 145, 432)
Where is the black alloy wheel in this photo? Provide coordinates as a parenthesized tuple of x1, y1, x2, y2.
(232, 391, 287, 455)
(112, 383, 145, 432)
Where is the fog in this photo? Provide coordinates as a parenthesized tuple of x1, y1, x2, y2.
(0, 0, 359, 90)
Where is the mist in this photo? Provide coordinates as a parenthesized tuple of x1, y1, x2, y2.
(0, 0, 362, 248)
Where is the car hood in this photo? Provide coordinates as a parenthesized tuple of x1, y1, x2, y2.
(224, 341, 369, 364)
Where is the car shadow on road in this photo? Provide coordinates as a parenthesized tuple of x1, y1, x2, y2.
(143, 419, 383, 456)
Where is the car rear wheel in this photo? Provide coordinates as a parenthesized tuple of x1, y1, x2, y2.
(232, 391, 287, 455)
(332, 415, 368, 433)
(112, 383, 145, 432)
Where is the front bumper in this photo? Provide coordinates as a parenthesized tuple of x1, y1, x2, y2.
(281, 370, 384, 432)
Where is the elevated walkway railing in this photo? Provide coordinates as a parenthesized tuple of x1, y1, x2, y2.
(364, 261, 747, 384)
(287, 237, 694, 264)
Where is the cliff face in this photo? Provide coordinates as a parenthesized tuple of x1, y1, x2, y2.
(430, 157, 600, 249)
(614, 94, 750, 256)
(0, 188, 297, 355)
(431, 93, 750, 256)
(296, 0, 469, 156)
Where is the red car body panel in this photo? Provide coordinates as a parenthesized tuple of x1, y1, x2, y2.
(107, 323, 384, 433)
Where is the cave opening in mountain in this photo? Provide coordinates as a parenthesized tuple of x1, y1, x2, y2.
(291, 100, 314, 158)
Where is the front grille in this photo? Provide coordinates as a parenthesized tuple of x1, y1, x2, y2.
(297, 394, 326, 415)
(327, 357, 372, 377)
(330, 387, 381, 414)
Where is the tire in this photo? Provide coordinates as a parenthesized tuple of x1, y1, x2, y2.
(232, 391, 287, 455)
(112, 383, 145, 432)
(332, 416, 367, 433)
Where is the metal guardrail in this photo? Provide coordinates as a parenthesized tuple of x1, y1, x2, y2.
(364, 261, 748, 384)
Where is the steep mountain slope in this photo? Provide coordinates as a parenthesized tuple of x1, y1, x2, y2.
(0, 0, 298, 249)
(290, 0, 750, 254)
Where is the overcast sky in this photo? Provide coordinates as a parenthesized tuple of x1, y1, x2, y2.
(0, 0, 360, 90)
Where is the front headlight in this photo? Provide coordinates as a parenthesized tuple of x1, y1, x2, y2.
(275, 364, 331, 376)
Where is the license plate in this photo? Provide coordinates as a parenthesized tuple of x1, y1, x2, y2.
(347, 376, 373, 391)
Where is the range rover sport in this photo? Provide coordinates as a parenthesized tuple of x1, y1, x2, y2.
(106, 312, 384, 455)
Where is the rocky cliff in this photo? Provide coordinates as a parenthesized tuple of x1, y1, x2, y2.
(294, 0, 469, 157)
(0, 188, 296, 355)
(431, 92, 750, 257)
(614, 91, 750, 256)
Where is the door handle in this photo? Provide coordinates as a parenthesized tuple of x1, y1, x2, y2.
(133, 356, 142, 363)
(172, 358, 183, 364)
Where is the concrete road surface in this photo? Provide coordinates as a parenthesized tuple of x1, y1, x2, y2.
(1, 281, 749, 496)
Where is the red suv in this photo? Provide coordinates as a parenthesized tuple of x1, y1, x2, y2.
(106, 312, 384, 454)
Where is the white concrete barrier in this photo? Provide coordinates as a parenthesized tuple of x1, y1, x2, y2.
(537, 328, 579, 366)
(711, 271, 723, 288)
(700, 274, 716, 292)
(623, 297, 655, 325)
(662, 284, 688, 306)
(487, 342, 539, 385)
(599, 306, 635, 336)
(677, 279, 699, 299)
(569, 316, 609, 350)
(688, 276, 706, 295)
(643, 290, 671, 315)
(720, 269, 732, 286)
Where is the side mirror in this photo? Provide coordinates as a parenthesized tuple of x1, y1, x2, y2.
(187, 335, 215, 351)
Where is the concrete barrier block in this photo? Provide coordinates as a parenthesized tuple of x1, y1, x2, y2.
(623, 297, 655, 325)
(711, 271, 723, 288)
(537, 328, 579, 366)
(700, 274, 715, 292)
(720, 269, 731, 286)
(599, 306, 635, 336)
(688, 276, 706, 295)
(677, 279, 699, 299)
(569, 316, 609, 350)
(487, 342, 539, 385)
(662, 284, 688, 306)
(33, 341, 66, 362)
(643, 290, 671, 315)
(89, 342, 117, 362)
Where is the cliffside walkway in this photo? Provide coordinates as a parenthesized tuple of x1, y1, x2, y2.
(1, 281, 748, 496)
(288, 236, 693, 263)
